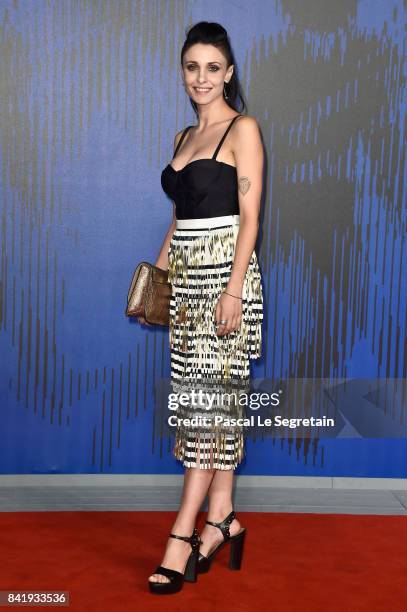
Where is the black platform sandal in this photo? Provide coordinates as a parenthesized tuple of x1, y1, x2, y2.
(197, 510, 246, 573)
(148, 527, 202, 595)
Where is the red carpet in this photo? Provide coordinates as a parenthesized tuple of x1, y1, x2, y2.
(1, 510, 407, 611)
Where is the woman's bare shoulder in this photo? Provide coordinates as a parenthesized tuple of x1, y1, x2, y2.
(173, 128, 184, 149)
(234, 114, 260, 131)
(232, 114, 261, 144)
(173, 125, 193, 151)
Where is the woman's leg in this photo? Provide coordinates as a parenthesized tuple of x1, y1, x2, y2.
(198, 468, 243, 557)
(149, 466, 215, 583)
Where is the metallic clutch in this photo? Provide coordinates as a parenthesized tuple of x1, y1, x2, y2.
(125, 261, 171, 326)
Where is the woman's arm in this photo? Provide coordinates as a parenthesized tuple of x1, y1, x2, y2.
(215, 116, 264, 336)
(227, 115, 263, 294)
(138, 130, 183, 325)
(154, 203, 176, 270)
(154, 129, 184, 270)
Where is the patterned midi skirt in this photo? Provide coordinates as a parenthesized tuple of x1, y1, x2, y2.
(167, 214, 263, 470)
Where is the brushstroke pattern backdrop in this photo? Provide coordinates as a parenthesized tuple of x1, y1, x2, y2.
(1, 0, 406, 476)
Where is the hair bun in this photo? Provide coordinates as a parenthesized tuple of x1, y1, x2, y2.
(186, 21, 228, 41)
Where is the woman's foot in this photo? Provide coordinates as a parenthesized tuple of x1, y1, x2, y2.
(148, 535, 193, 584)
(199, 513, 243, 558)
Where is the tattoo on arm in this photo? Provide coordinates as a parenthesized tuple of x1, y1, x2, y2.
(238, 176, 251, 195)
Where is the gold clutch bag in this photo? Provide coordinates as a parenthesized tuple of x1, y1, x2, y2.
(125, 262, 171, 326)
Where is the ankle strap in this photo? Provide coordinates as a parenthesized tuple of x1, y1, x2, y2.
(206, 510, 236, 541)
(170, 527, 201, 551)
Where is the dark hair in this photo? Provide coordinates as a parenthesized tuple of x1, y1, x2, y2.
(181, 21, 247, 115)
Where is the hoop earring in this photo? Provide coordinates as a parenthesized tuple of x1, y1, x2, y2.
(223, 82, 229, 99)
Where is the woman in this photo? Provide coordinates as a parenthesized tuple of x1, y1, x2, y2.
(138, 21, 264, 594)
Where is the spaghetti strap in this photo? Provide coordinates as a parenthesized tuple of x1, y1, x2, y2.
(212, 114, 243, 160)
(173, 125, 192, 158)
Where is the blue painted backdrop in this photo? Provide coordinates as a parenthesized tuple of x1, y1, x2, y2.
(0, 0, 406, 476)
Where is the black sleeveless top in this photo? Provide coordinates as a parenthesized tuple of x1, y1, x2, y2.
(161, 114, 242, 220)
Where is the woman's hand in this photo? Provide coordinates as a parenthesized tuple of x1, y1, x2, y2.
(215, 291, 242, 336)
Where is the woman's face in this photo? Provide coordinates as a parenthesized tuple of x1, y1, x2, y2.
(181, 43, 233, 105)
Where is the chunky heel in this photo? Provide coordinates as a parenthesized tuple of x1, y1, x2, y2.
(197, 510, 246, 574)
(148, 527, 202, 594)
(229, 529, 246, 570)
(197, 554, 213, 574)
(183, 548, 199, 582)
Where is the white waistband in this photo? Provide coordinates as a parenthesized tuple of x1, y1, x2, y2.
(176, 214, 240, 229)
